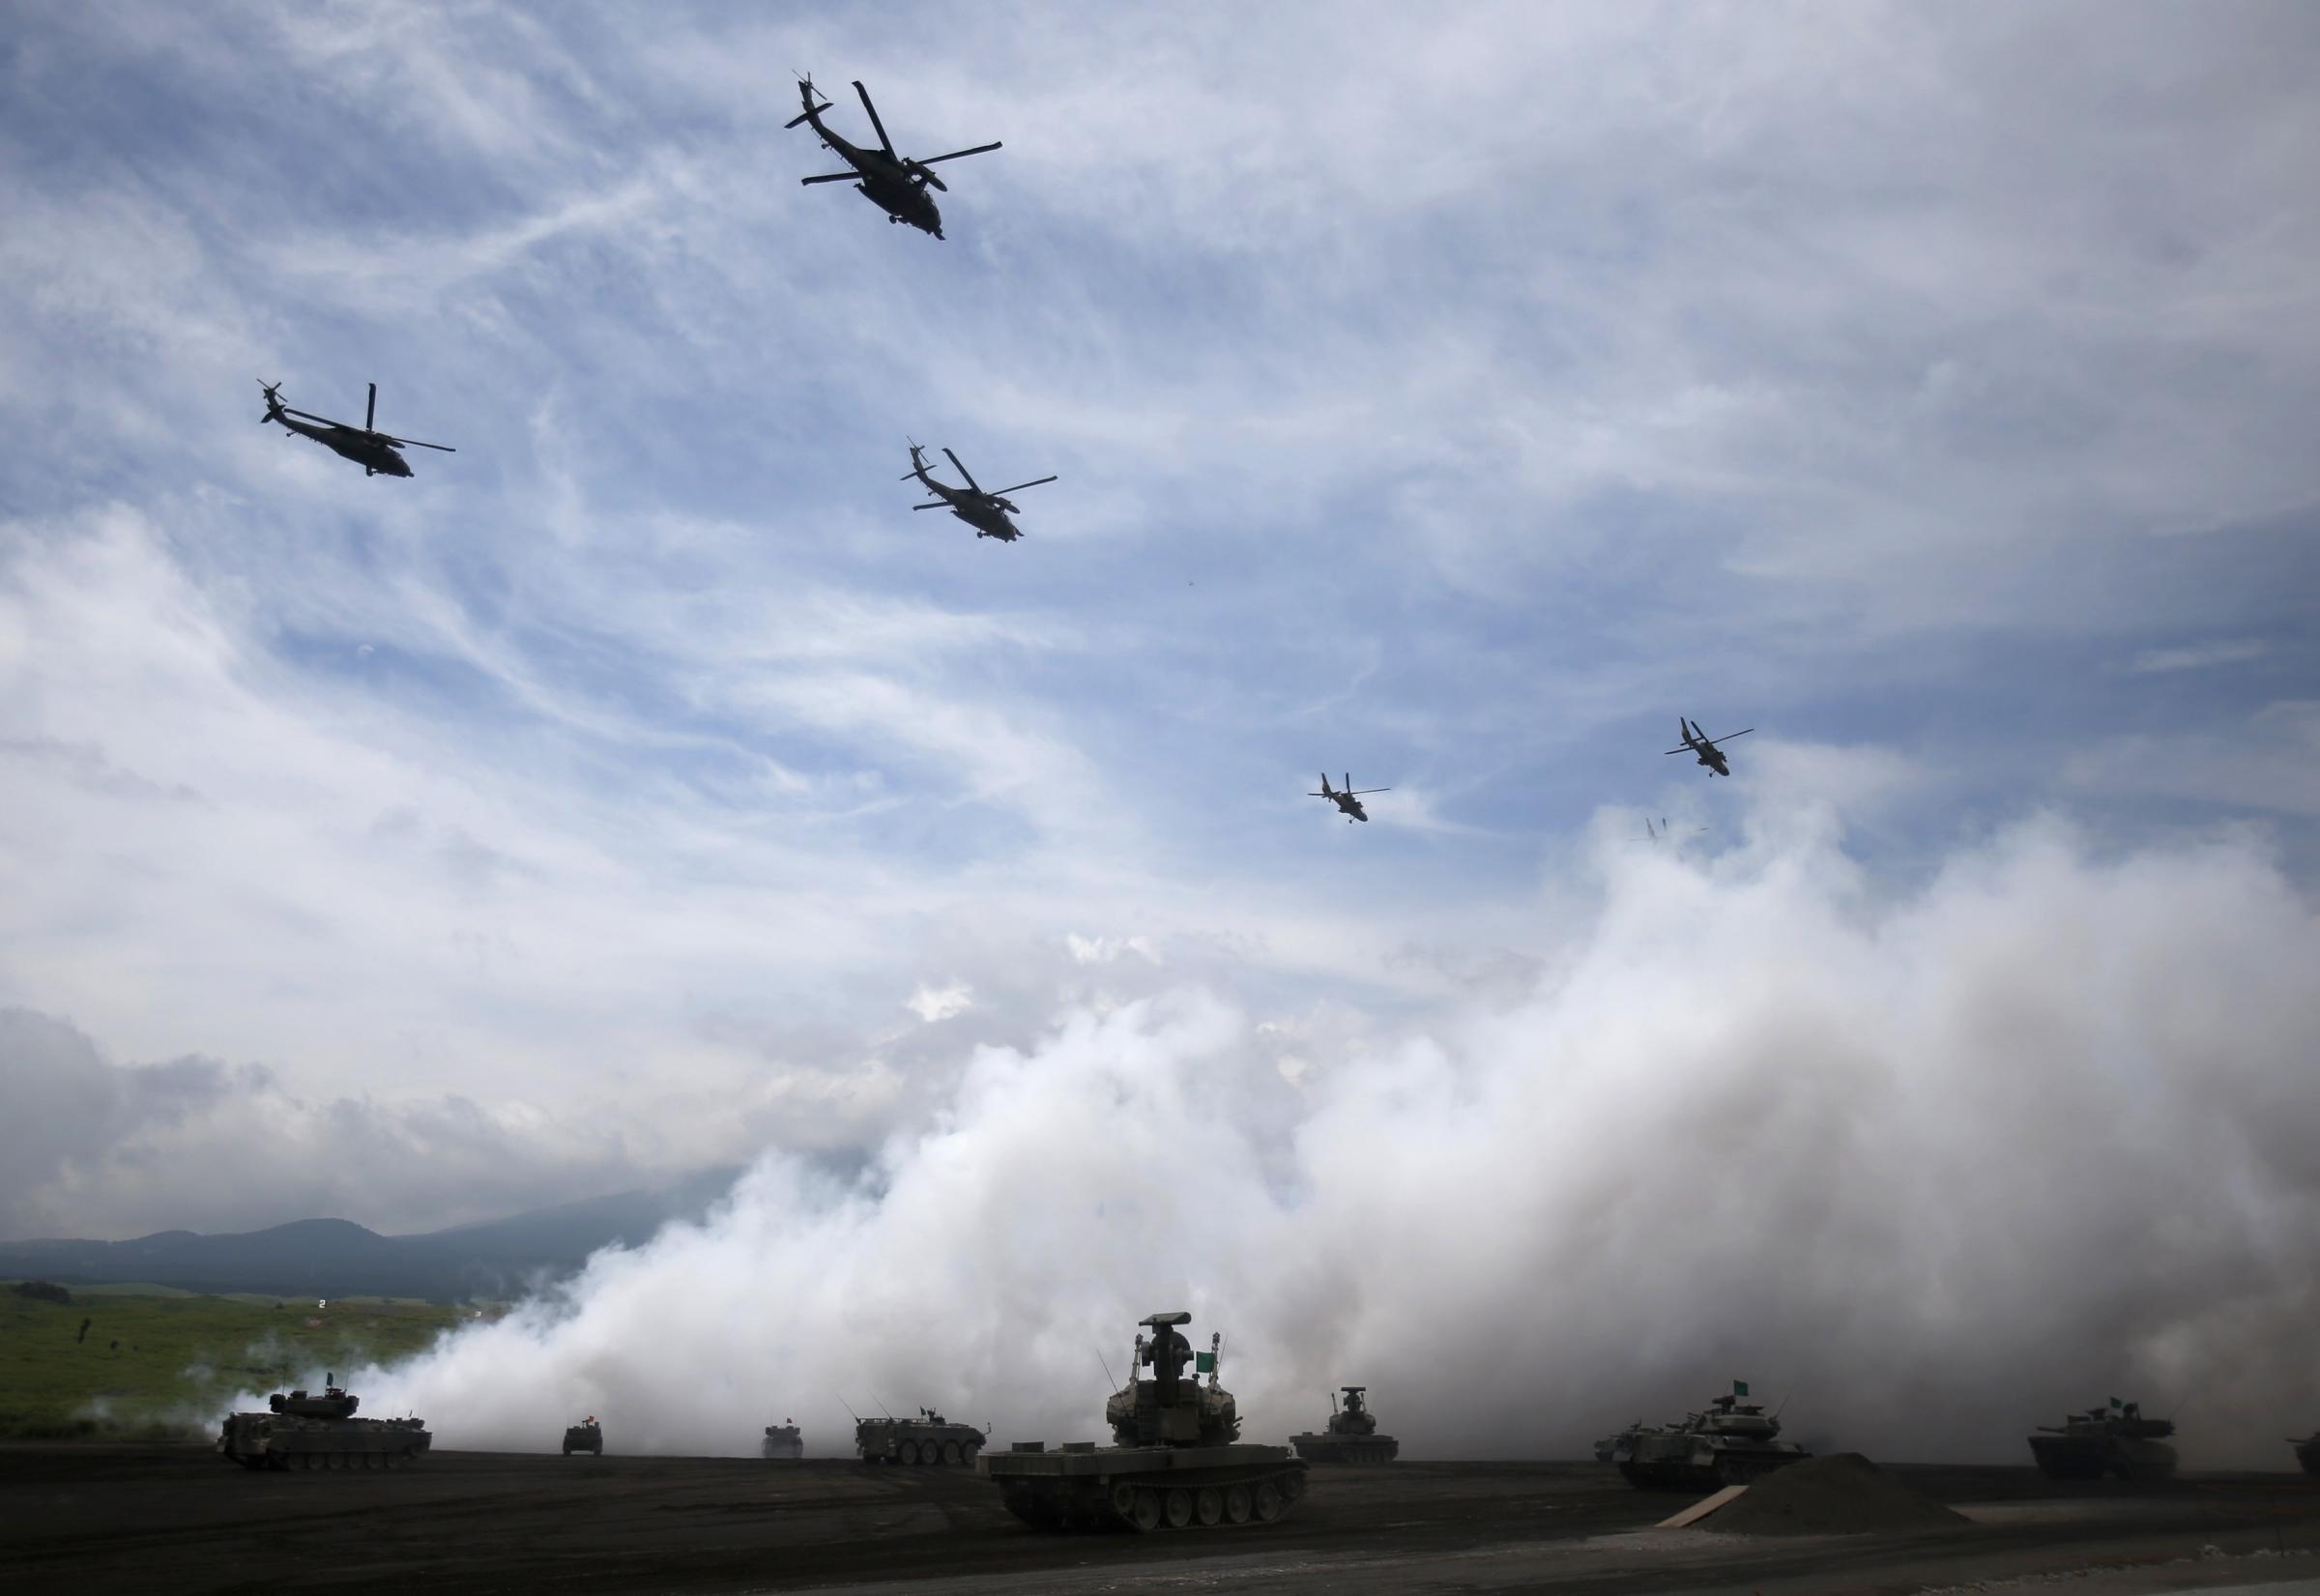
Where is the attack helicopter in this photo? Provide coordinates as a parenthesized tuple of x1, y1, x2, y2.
(787, 76, 1000, 240)
(1311, 772, 1390, 823)
(257, 381, 455, 478)
(902, 442, 1056, 541)
(1665, 718, 1754, 777)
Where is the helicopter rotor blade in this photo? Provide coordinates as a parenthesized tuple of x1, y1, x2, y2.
(378, 435, 456, 452)
(914, 141, 1001, 166)
(1348, 788, 1391, 796)
(911, 502, 949, 510)
(852, 80, 895, 158)
(941, 448, 981, 492)
(365, 383, 377, 432)
(986, 476, 1057, 496)
(1707, 728, 1755, 742)
(800, 171, 859, 185)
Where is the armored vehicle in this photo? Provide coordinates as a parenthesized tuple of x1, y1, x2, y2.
(2291, 1432, 2320, 1477)
(856, 1407, 983, 1465)
(982, 1310, 1309, 1532)
(2028, 1402, 2177, 1481)
(1290, 1385, 1398, 1464)
(563, 1417, 603, 1455)
(1613, 1388, 1809, 1491)
(763, 1420, 804, 1460)
(1594, 1420, 1643, 1464)
(217, 1375, 431, 1471)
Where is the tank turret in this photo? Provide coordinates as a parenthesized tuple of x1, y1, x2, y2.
(982, 1310, 1309, 1531)
(762, 1419, 803, 1461)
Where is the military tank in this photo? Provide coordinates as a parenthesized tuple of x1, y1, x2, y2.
(562, 1417, 603, 1455)
(856, 1407, 984, 1465)
(1290, 1385, 1398, 1464)
(2027, 1402, 2176, 1481)
(2290, 1432, 2320, 1477)
(982, 1310, 1309, 1532)
(217, 1375, 431, 1471)
(1613, 1387, 1809, 1491)
(762, 1420, 804, 1460)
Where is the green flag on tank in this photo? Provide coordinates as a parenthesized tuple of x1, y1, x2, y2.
(1196, 1351, 1216, 1374)
(1733, 1379, 1749, 1397)
(2110, 1396, 2123, 1408)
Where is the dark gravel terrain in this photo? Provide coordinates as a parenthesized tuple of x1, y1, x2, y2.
(3, 1445, 2315, 1595)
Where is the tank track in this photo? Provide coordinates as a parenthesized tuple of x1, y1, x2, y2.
(1617, 1453, 1803, 1492)
(994, 1461, 1309, 1532)
(225, 1445, 424, 1471)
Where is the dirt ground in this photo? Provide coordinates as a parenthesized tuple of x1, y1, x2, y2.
(4, 1445, 2316, 1595)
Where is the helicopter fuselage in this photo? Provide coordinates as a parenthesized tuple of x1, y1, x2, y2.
(1688, 741, 1731, 776)
(802, 119, 945, 238)
(917, 478, 1020, 539)
(269, 414, 412, 477)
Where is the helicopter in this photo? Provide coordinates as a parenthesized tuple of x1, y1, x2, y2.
(902, 442, 1056, 541)
(1642, 816, 1707, 844)
(1665, 718, 1754, 777)
(257, 381, 455, 478)
(787, 76, 1000, 240)
(1311, 772, 1390, 823)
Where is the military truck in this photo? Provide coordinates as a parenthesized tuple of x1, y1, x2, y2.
(562, 1417, 603, 1455)
(217, 1376, 432, 1471)
(2028, 1402, 2176, 1481)
(856, 1407, 984, 1465)
(1612, 1387, 1809, 1491)
(982, 1310, 1309, 1531)
(762, 1420, 804, 1460)
(1290, 1385, 1398, 1464)
(2291, 1432, 2320, 1477)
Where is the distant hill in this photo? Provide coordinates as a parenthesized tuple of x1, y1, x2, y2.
(0, 1171, 741, 1301)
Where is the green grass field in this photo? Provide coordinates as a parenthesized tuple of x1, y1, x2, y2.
(0, 1284, 471, 1439)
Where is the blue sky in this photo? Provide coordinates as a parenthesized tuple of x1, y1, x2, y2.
(2, 0, 2317, 1242)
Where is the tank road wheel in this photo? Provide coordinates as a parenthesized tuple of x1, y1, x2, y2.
(942, 1440, 963, 1465)
(1224, 1483, 1253, 1524)
(898, 1440, 920, 1465)
(1195, 1487, 1223, 1526)
(1164, 1488, 1193, 1529)
(1254, 1480, 1284, 1523)
(1110, 1481, 1138, 1519)
(1130, 1488, 1163, 1532)
(918, 1439, 940, 1465)
(1281, 1469, 1306, 1502)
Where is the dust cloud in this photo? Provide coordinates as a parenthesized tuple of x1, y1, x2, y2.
(310, 809, 2319, 1466)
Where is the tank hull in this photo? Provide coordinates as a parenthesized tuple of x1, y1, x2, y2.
(2028, 1433, 2177, 1481)
(762, 1432, 804, 1461)
(562, 1425, 602, 1456)
(1290, 1432, 1398, 1464)
(218, 1411, 432, 1471)
(1614, 1437, 1809, 1492)
(855, 1419, 983, 1465)
(982, 1441, 1309, 1531)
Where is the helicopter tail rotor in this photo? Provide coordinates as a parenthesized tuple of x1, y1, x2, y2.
(257, 379, 285, 422)
(785, 74, 834, 129)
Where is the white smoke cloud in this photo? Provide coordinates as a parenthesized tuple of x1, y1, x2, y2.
(309, 809, 2320, 1468)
